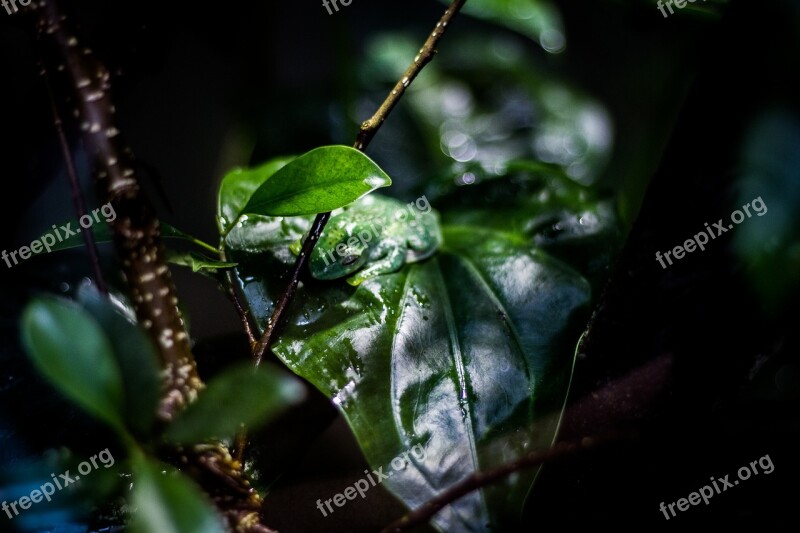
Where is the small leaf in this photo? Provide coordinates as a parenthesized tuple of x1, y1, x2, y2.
(166, 251, 238, 273)
(47, 221, 215, 254)
(20, 296, 124, 430)
(218, 156, 295, 234)
(129, 456, 226, 533)
(242, 145, 392, 217)
(77, 285, 162, 437)
(164, 364, 305, 444)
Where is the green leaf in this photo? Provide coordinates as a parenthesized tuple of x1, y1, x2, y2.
(166, 250, 237, 273)
(218, 156, 295, 235)
(77, 285, 162, 437)
(241, 145, 392, 217)
(164, 364, 305, 444)
(129, 456, 226, 533)
(20, 296, 124, 430)
(226, 171, 618, 531)
(46, 220, 217, 254)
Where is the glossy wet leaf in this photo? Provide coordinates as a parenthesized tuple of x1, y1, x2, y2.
(129, 456, 226, 533)
(20, 296, 124, 431)
(224, 170, 618, 531)
(241, 145, 392, 217)
(163, 364, 305, 444)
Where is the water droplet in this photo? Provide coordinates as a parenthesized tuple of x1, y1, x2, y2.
(364, 176, 387, 188)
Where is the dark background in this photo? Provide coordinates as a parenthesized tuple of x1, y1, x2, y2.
(1, 0, 798, 531)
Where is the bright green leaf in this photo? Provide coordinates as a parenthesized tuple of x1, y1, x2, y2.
(77, 285, 162, 437)
(129, 456, 226, 533)
(218, 156, 295, 235)
(20, 296, 124, 430)
(163, 364, 305, 444)
(242, 145, 391, 217)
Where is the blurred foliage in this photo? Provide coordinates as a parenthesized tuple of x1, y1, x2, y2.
(357, 30, 613, 197)
(12, 288, 304, 531)
(734, 110, 800, 310)
(439, 0, 566, 52)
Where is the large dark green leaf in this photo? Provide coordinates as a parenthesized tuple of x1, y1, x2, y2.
(241, 145, 392, 217)
(20, 296, 125, 431)
(224, 170, 617, 531)
(163, 364, 305, 444)
(129, 456, 226, 533)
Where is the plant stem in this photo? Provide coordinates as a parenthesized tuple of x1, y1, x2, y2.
(380, 432, 635, 533)
(35, 0, 203, 421)
(35, 2, 275, 530)
(191, 237, 220, 255)
(251, 212, 330, 366)
(354, 0, 468, 151)
(43, 65, 108, 294)
(250, 0, 468, 367)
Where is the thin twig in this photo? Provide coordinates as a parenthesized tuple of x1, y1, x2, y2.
(221, 249, 257, 346)
(43, 64, 108, 294)
(251, 212, 330, 366)
(355, 0, 468, 151)
(380, 432, 635, 533)
(251, 0, 468, 367)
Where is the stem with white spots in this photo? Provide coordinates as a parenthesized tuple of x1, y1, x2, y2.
(34, 0, 201, 421)
(33, 1, 274, 530)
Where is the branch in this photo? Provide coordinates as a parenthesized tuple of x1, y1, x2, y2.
(380, 432, 635, 533)
(251, 0, 468, 366)
(33, 0, 201, 421)
(355, 0, 468, 151)
(34, 2, 275, 530)
(251, 212, 330, 366)
(43, 66, 108, 294)
(221, 250, 257, 347)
